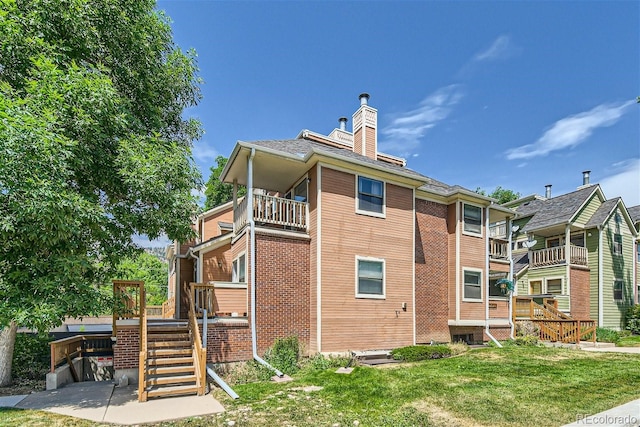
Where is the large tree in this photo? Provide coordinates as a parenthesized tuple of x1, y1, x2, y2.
(115, 252, 168, 306)
(476, 186, 521, 205)
(0, 0, 202, 385)
(204, 155, 246, 210)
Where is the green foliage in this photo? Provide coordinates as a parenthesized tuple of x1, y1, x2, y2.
(264, 336, 300, 375)
(12, 333, 50, 381)
(596, 327, 620, 343)
(115, 252, 168, 305)
(391, 345, 452, 362)
(0, 0, 202, 333)
(204, 156, 246, 210)
(475, 185, 521, 204)
(625, 305, 640, 334)
(302, 353, 352, 371)
(446, 341, 469, 355)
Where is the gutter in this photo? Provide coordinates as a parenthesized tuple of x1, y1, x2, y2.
(598, 225, 603, 326)
(507, 217, 515, 339)
(247, 148, 284, 377)
(485, 206, 502, 347)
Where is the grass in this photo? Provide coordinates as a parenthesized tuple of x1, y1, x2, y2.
(3, 346, 640, 426)
(617, 335, 640, 347)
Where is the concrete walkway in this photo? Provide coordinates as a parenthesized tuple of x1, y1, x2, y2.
(561, 398, 640, 427)
(0, 381, 225, 425)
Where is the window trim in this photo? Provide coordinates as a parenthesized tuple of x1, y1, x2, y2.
(355, 175, 386, 218)
(613, 233, 623, 256)
(544, 277, 564, 295)
(462, 267, 483, 302)
(232, 252, 246, 283)
(462, 203, 483, 237)
(613, 279, 624, 301)
(355, 256, 386, 299)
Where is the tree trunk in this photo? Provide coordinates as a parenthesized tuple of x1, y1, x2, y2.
(0, 322, 17, 386)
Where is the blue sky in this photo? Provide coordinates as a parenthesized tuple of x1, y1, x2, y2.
(141, 0, 639, 246)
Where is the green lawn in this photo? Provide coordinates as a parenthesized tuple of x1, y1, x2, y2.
(617, 335, 640, 347)
(2, 346, 640, 427)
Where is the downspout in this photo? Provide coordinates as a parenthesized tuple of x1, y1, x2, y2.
(598, 225, 604, 326)
(507, 217, 515, 339)
(248, 148, 284, 377)
(485, 206, 502, 347)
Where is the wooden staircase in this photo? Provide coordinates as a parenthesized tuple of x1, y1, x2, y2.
(142, 321, 200, 400)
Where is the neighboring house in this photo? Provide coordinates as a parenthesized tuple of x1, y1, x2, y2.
(628, 205, 640, 304)
(505, 178, 638, 329)
(166, 93, 516, 360)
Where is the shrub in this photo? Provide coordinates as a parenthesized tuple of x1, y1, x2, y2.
(391, 345, 452, 362)
(447, 342, 469, 356)
(516, 321, 540, 338)
(625, 305, 640, 334)
(12, 333, 51, 381)
(302, 353, 352, 371)
(264, 335, 300, 375)
(596, 328, 620, 343)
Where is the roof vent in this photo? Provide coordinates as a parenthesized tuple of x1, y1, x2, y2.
(359, 93, 370, 106)
(338, 117, 348, 131)
(582, 170, 591, 186)
(545, 184, 552, 199)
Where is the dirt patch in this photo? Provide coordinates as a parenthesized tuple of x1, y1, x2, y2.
(0, 379, 45, 396)
(470, 352, 505, 360)
(412, 401, 488, 427)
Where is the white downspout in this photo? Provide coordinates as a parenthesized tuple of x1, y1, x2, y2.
(485, 206, 502, 347)
(598, 225, 604, 327)
(507, 216, 515, 339)
(248, 148, 284, 377)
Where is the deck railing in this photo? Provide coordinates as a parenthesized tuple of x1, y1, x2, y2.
(530, 319, 597, 344)
(489, 223, 508, 239)
(49, 334, 113, 374)
(529, 245, 588, 268)
(233, 194, 308, 233)
(188, 284, 207, 396)
(112, 280, 145, 337)
(489, 240, 509, 259)
(190, 282, 248, 317)
(162, 296, 175, 319)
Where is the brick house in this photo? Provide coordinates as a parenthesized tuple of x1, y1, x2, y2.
(165, 93, 516, 362)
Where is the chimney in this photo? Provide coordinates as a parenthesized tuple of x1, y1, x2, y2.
(352, 93, 377, 160)
(582, 170, 591, 186)
(545, 184, 552, 199)
(338, 117, 348, 131)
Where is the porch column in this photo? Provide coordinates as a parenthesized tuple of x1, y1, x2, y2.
(565, 224, 571, 300)
(232, 179, 238, 234)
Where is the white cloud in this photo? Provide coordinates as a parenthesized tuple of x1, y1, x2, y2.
(474, 35, 515, 62)
(506, 100, 635, 160)
(132, 233, 172, 249)
(599, 158, 640, 206)
(193, 141, 219, 163)
(379, 85, 464, 156)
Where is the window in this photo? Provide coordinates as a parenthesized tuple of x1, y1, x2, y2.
(356, 257, 385, 298)
(546, 279, 562, 295)
(463, 269, 482, 301)
(357, 176, 384, 215)
(232, 253, 246, 283)
(613, 280, 623, 301)
(529, 280, 542, 295)
(463, 204, 482, 235)
(489, 278, 505, 297)
(613, 234, 623, 256)
(637, 243, 640, 262)
(570, 233, 585, 247)
(547, 237, 561, 248)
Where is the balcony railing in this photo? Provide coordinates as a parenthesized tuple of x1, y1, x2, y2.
(233, 194, 308, 233)
(529, 245, 588, 268)
(489, 223, 508, 239)
(489, 240, 509, 259)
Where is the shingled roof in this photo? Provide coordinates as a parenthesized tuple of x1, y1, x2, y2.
(628, 205, 640, 224)
(520, 186, 598, 232)
(584, 198, 621, 228)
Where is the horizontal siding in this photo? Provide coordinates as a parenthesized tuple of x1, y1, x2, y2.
(214, 287, 247, 315)
(203, 205, 234, 241)
(574, 196, 602, 226)
(202, 246, 233, 282)
(489, 300, 509, 319)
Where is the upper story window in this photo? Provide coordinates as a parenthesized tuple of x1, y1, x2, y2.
(613, 234, 623, 256)
(463, 269, 482, 301)
(356, 257, 385, 299)
(357, 176, 384, 216)
(463, 204, 482, 235)
(232, 253, 246, 283)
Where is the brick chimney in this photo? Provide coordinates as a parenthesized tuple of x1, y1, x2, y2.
(352, 93, 378, 160)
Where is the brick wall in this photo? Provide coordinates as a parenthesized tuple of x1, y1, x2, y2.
(484, 326, 511, 341)
(203, 321, 253, 363)
(415, 199, 450, 343)
(570, 267, 592, 319)
(254, 232, 310, 355)
(114, 325, 139, 369)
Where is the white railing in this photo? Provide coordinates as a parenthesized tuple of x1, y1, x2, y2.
(530, 245, 588, 268)
(489, 240, 509, 259)
(233, 194, 308, 233)
(489, 223, 507, 239)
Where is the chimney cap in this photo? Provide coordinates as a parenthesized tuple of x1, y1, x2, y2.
(338, 116, 348, 123)
(359, 93, 370, 105)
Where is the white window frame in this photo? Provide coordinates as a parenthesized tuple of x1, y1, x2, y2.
(232, 252, 246, 283)
(462, 203, 483, 237)
(462, 267, 483, 302)
(355, 256, 386, 299)
(544, 277, 563, 295)
(613, 233, 623, 256)
(355, 175, 386, 218)
(613, 279, 624, 301)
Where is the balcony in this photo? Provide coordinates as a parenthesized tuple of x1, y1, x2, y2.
(529, 245, 588, 268)
(489, 223, 508, 239)
(233, 194, 309, 233)
(489, 240, 509, 260)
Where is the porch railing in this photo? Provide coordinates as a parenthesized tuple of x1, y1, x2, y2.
(489, 223, 507, 239)
(233, 194, 308, 233)
(49, 334, 113, 373)
(162, 296, 175, 319)
(529, 245, 588, 268)
(489, 240, 509, 259)
(191, 282, 248, 317)
(530, 319, 597, 344)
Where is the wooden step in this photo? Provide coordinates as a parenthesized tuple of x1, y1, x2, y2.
(148, 348, 192, 357)
(147, 326, 189, 333)
(146, 384, 199, 399)
(148, 340, 191, 349)
(148, 356, 193, 366)
(147, 365, 195, 375)
(146, 374, 196, 386)
(147, 333, 190, 340)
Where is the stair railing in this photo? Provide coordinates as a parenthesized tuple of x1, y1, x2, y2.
(188, 283, 207, 396)
(138, 284, 148, 402)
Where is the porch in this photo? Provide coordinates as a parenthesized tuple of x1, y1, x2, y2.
(529, 245, 588, 268)
(233, 193, 309, 233)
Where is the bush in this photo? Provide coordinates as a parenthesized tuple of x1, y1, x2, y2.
(302, 353, 352, 371)
(391, 345, 452, 362)
(264, 335, 300, 375)
(13, 333, 51, 381)
(625, 305, 640, 334)
(516, 321, 540, 338)
(447, 342, 469, 356)
(596, 328, 620, 343)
